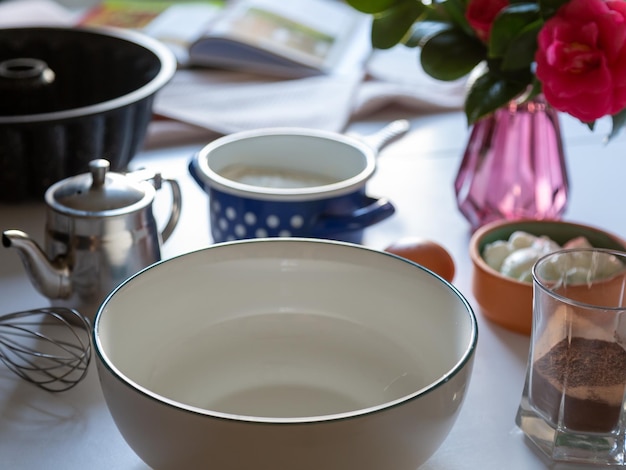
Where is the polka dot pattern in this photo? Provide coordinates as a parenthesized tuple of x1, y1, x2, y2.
(205, 187, 392, 244)
(209, 197, 312, 242)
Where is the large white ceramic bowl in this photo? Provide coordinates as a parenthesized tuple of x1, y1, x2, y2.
(94, 239, 477, 470)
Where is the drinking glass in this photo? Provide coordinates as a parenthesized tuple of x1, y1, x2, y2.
(516, 248, 626, 465)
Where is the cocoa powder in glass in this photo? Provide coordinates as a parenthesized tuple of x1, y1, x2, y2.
(531, 337, 626, 433)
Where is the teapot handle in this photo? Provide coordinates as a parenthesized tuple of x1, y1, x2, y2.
(125, 168, 182, 244)
(156, 176, 182, 243)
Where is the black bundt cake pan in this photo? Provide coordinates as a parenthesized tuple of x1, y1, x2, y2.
(0, 26, 176, 202)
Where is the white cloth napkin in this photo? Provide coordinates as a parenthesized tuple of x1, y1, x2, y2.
(354, 46, 467, 117)
(153, 69, 364, 135)
(152, 46, 466, 135)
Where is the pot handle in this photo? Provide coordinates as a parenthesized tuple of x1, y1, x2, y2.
(188, 155, 205, 190)
(356, 119, 410, 154)
(311, 196, 395, 236)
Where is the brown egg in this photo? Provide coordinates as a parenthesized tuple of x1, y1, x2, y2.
(385, 238, 456, 283)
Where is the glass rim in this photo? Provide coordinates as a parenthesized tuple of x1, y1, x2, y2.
(532, 247, 626, 310)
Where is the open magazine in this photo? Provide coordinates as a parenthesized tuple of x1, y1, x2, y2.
(80, 0, 372, 78)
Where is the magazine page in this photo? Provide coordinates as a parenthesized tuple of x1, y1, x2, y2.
(143, 2, 223, 64)
(79, 1, 225, 64)
(189, 0, 372, 77)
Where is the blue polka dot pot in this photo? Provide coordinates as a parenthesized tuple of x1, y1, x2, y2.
(189, 128, 395, 243)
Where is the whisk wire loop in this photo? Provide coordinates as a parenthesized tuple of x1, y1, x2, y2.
(0, 307, 92, 392)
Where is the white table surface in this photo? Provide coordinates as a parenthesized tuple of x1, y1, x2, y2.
(1, 109, 624, 469)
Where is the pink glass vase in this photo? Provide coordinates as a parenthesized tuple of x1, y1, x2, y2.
(454, 95, 569, 230)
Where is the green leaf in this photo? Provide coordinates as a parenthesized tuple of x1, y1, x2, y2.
(537, 0, 570, 18)
(345, 0, 404, 14)
(526, 77, 543, 100)
(438, 0, 474, 35)
(404, 20, 452, 48)
(465, 71, 530, 124)
(608, 109, 626, 141)
(420, 28, 486, 80)
(371, 1, 426, 49)
(490, 3, 541, 58)
(500, 23, 541, 71)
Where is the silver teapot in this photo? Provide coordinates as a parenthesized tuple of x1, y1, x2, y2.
(2, 159, 182, 319)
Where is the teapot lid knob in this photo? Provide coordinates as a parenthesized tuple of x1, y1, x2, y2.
(45, 158, 154, 214)
(89, 159, 110, 189)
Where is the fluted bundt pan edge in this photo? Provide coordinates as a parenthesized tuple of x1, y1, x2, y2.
(0, 26, 176, 202)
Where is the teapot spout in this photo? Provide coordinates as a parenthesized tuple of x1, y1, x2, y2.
(2, 229, 71, 300)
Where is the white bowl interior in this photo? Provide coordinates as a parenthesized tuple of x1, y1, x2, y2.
(96, 239, 475, 421)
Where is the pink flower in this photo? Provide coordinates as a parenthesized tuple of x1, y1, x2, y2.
(535, 0, 626, 122)
(466, 0, 509, 43)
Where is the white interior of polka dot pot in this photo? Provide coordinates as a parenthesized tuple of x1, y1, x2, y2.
(209, 134, 371, 185)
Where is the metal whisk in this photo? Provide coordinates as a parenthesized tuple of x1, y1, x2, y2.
(0, 307, 91, 392)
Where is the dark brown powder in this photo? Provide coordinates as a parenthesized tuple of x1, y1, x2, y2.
(531, 337, 626, 433)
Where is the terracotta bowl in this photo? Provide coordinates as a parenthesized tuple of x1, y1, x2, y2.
(469, 219, 626, 335)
